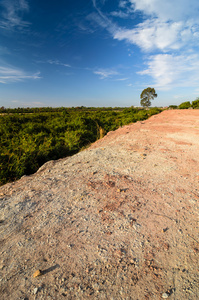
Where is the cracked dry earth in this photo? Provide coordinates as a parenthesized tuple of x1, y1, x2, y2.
(0, 109, 199, 300)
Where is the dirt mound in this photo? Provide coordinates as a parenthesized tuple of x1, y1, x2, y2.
(0, 110, 198, 299)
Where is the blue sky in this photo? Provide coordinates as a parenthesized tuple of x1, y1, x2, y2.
(0, 0, 199, 108)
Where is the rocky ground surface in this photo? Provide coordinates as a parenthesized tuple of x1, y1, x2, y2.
(0, 109, 198, 300)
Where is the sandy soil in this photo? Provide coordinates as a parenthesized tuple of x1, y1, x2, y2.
(0, 109, 198, 299)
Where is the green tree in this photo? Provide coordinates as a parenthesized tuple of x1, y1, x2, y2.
(178, 101, 191, 109)
(140, 87, 157, 108)
(192, 98, 199, 109)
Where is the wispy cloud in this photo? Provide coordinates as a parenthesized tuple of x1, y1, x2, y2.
(90, 0, 199, 90)
(110, 11, 130, 19)
(138, 53, 199, 90)
(130, 0, 199, 23)
(91, 0, 199, 51)
(0, 0, 30, 30)
(0, 66, 41, 84)
(112, 0, 199, 52)
(89, 0, 118, 34)
(115, 77, 128, 81)
(119, 1, 128, 9)
(114, 20, 188, 52)
(93, 68, 119, 79)
(47, 59, 71, 68)
(110, 0, 134, 19)
(113, 18, 199, 52)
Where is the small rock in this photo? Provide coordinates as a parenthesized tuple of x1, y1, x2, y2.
(33, 287, 39, 294)
(162, 292, 169, 298)
(61, 277, 66, 282)
(33, 269, 42, 278)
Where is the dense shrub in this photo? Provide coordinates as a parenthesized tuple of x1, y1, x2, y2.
(192, 98, 199, 109)
(0, 107, 162, 185)
(168, 105, 178, 109)
(178, 101, 191, 109)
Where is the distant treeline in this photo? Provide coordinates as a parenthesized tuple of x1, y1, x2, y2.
(169, 98, 199, 109)
(0, 106, 162, 186)
(0, 106, 126, 114)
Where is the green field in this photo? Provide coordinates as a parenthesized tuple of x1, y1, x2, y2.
(0, 106, 162, 186)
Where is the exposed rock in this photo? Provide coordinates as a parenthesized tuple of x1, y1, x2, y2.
(33, 287, 39, 294)
(33, 270, 42, 278)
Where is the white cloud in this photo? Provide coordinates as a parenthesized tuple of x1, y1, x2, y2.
(113, 16, 199, 52)
(119, 1, 128, 9)
(138, 53, 199, 90)
(91, 0, 199, 90)
(111, 0, 134, 19)
(0, 0, 30, 30)
(120, 0, 199, 52)
(47, 60, 71, 68)
(91, 0, 199, 52)
(115, 77, 128, 81)
(94, 68, 119, 79)
(0, 66, 41, 83)
(110, 11, 130, 19)
(18, 0, 29, 11)
(130, 0, 199, 22)
(114, 20, 189, 51)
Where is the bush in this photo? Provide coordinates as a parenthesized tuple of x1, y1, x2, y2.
(192, 98, 199, 109)
(168, 105, 178, 109)
(178, 101, 191, 109)
(0, 107, 162, 185)
(148, 107, 162, 115)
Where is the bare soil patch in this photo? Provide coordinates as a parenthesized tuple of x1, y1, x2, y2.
(0, 109, 198, 299)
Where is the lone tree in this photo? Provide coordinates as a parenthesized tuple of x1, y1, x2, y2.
(140, 87, 157, 108)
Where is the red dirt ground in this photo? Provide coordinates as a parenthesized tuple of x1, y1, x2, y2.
(0, 109, 198, 299)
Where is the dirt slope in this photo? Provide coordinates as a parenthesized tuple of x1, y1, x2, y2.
(0, 109, 198, 300)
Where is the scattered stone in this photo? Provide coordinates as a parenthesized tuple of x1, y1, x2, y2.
(162, 292, 169, 298)
(33, 287, 39, 294)
(33, 270, 42, 278)
(61, 277, 67, 282)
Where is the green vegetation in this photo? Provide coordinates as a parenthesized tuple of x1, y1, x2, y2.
(168, 105, 178, 109)
(140, 87, 157, 108)
(0, 106, 162, 186)
(191, 98, 199, 109)
(178, 101, 191, 109)
(168, 98, 199, 109)
(177, 97, 199, 109)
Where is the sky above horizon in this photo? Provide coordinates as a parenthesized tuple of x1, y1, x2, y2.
(0, 0, 199, 108)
